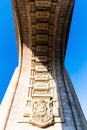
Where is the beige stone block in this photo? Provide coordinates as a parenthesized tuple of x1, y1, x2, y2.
(35, 1, 51, 7)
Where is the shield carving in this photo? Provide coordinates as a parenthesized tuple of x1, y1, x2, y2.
(29, 99, 54, 127)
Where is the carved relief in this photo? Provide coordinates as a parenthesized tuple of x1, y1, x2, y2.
(36, 56, 48, 62)
(36, 35, 48, 41)
(35, 1, 51, 8)
(32, 90, 49, 95)
(36, 45, 48, 52)
(36, 23, 49, 30)
(34, 82, 48, 90)
(29, 99, 53, 127)
(35, 65, 48, 72)
(35, 73, 48, 81)
(36, 12, 50, 19)
(23, 0, 64, 127)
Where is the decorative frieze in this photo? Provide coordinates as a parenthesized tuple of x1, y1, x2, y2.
(36, 23, 49, 30)
(23, 0, 64, 127)
(36, 35, 48, 41)
(36, 45, 48, 52)
(35, 1, 51, 8)
(35, 74, 48, 81)
(36, 12, 50, 19)
(34, 82, 48, 90)
(36, 56, 48, 62)
(35, 65, 48, 72)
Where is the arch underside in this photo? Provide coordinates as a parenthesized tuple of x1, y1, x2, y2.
(12, 0, 74, 62)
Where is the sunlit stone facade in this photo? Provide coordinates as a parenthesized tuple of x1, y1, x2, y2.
(0, 0, 87, 130)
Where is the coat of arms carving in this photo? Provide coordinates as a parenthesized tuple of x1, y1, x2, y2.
(29, 99, 54, 127)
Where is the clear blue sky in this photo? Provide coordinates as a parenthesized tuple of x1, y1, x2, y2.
(0, 0, 87, 119)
